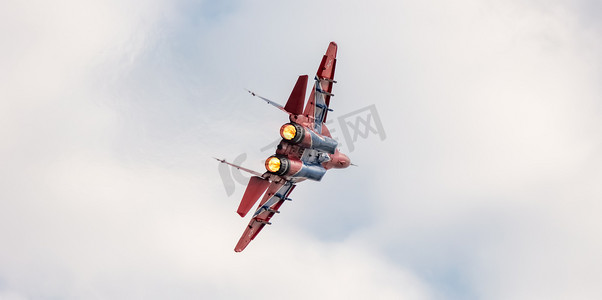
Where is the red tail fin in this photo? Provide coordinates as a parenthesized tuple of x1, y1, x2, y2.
(284, 75, 307, 115)
(237, 176, 270, 217)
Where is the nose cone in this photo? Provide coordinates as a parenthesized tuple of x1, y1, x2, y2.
(337, 153, 351, 168)
(323, 150, 351, 170)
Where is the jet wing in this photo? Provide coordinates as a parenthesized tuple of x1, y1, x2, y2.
(303, 42, 337, 134)
(316, 41, 337, 111)
(234, 180, 296, 252)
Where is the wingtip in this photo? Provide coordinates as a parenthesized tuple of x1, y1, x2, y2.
(327, 41, 338, 56)
(234, 243, 247, 252)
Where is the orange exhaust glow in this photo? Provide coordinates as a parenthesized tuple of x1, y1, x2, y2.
(265, 156, 281, 173)
(280, 124, 297, 141)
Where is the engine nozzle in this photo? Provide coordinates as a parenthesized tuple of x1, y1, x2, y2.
(264, 156, 290, 176)
(279, 123, 304, 144)
(279, 122, 338, 154)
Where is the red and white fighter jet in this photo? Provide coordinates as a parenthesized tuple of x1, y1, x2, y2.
(216, 42, 351, 252)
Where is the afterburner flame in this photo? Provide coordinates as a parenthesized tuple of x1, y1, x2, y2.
(280, 124, 296, 140)
(265, 156, 281, 172)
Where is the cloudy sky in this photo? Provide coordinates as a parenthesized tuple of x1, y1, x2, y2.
(2, 0, 602, 299)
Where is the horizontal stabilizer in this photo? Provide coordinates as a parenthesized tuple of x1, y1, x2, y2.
(284, 75, 308, 115)
(237, 176, 270, 217)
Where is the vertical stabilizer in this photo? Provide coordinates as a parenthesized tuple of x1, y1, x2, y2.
(284, 75, 308, 115)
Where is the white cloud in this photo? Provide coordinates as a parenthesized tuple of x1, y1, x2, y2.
(2, 0, 602, 299)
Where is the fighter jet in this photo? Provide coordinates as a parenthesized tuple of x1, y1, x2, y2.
(216, 42, 350, 252)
